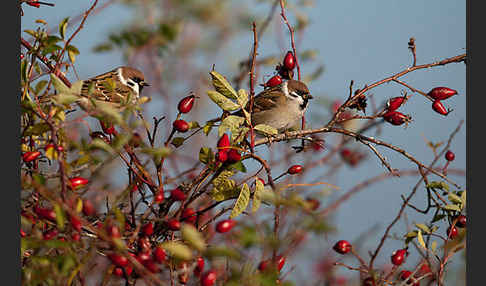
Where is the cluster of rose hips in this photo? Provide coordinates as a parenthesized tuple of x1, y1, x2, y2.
(263, 51, 297, 88)
(215, 134, 241, 164)
(172, 94, 196, 133)
(382, 94, 412, 126)
(382, 86, 458, 126)
(428, 87, 457, 116)
(447, 214, 466, 240)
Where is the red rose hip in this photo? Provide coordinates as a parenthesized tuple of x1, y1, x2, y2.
(391, 249, 407, 266)
(288, 165, 303, 175)
(167, 219, 181, 231)
(215, 219, 236, 233)
(142, 222, 154, 236)
(386, 96, 408, 112)
(333, 240, 352, 254)
(283, 51, 296, 70)
(227, 149, 241, 163)
(182, 208, 197, 224)
(153, 246, 166, 263)
(447, 225, 458, 239)
(427, 87, 458, 100)
(170, 187, 187, 201)
(173, 120, 189, 133)
(200, 270, 217, 286)
(445, 150, 455, 162)
(383, 111, 411, 126)
(455, 214, 466, 228)
(22, 151, 41, 163)
(432, 100, 452, 116)
(265, 75, 283, 88)
(69, 177, 89, 190)
(178, 95, 195, 114)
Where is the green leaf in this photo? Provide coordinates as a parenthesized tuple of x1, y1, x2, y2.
(432, 213, 446, 223)
(227, 161, 247, 173)
(442, 204, 462, 212)
(181, 224, 206, 252)
(460, 190, 466, 207)
(188, 121, 200, 130)
(161, 241, 192, 261)
(89, 138, 115, 155)
(252, 179, 264, 213)
(207, 90, 240, 112)
(204, 246, 241, 260)
(34, 80, 48, 94)
(141, 147, 172, 165)
(24, 123, 50, 136)
(171, 137, 185, 148)
(236, 89, 249, 109)
(51, 73, 71, 94)
(53, 204, 65, 231)
(210, 171, 238, 202)
(199, 147, 214, 164)
(448, 193, 462, 204)
(230, 183, 250, 219)
(431, 241, 437, 253)
(426, 181, 449, 191)
(415, 223, 431, 234)
(209, 71, 238, 99)
(254, 124, 278, 136)
(24, 29, 37, 38)
(59, 17, 69, 39)
(67, 45, 79, 63)
(203, 121, 214, 136)
(417, 230, 426, 249)
(404, 231, 418, 238)
(219, 115, 245, 137)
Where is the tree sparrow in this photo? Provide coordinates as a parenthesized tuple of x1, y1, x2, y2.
(238, 79, 313, 132)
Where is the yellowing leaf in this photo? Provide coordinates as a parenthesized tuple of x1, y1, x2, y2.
(252, 178, 263, 213)
(161, 241, 193, 261)
(209, 71, 238, 99)
(210, 170, 238, 201)
(53, 204, 65, 231)
(415, 223, 431, 234)
(254, 124, 278, 136)
(230, 183, 250, 219)
(431, 240, 437, 253)
(219, 115, 245, 137)
(442, 204, 461, 212)
(181, 224, 206, 252)
(59, 17, 69, 39)
(417, 230, 426, 249)
(207, 90, 240, 111)
(45, 145, 58, 160)
(236, 89, 249, 109)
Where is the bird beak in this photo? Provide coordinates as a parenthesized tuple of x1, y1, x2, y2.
(141, 81, 150, 87)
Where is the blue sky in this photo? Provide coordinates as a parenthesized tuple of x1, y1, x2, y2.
(22, 0, 466, 283)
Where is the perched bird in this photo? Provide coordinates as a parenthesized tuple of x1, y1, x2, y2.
(79, 66, 150, 104)
(236, 79, 313, 132)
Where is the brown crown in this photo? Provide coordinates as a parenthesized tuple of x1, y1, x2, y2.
(119, 66, 145, 82)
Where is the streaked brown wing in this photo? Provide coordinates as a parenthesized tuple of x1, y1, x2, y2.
(248, 88, 285, 113)
(80, 70, 131, 103)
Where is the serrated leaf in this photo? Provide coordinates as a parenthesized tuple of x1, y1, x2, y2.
(161, 241, 192, 261)
(211, 170, 238, 201)
(232, 127, 249, 144)
(181, 224, 206, 252)
(171, 137, 185, 148)
(236, 89, 249, 109)
(209, 71, 238, 99)
(442, 204, 461, 212)
(254, 124, 278, 136)
(207, 90, 240, 111)
(417, 230, 426, 249)
(252, 179, 263, 213)
(415, 223, 431, 234)
(59, 17, 69, 39)
(53, 204, 65, 231)
(219, 115, 245, 137)
(199, 147, 213, 164)
(230, 183, 250, 219)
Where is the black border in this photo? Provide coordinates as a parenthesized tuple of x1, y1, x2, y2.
(7, 0, 21, 285)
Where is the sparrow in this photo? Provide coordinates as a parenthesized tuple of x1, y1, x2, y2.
(237, 79, 313, 132)
(79, 66, 150, 104)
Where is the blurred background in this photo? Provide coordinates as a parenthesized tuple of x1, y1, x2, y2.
(21, 0, 466, 284)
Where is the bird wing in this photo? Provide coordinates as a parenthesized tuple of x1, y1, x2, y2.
(80, 70, 133, 103)
(249, 88, 286, 113)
